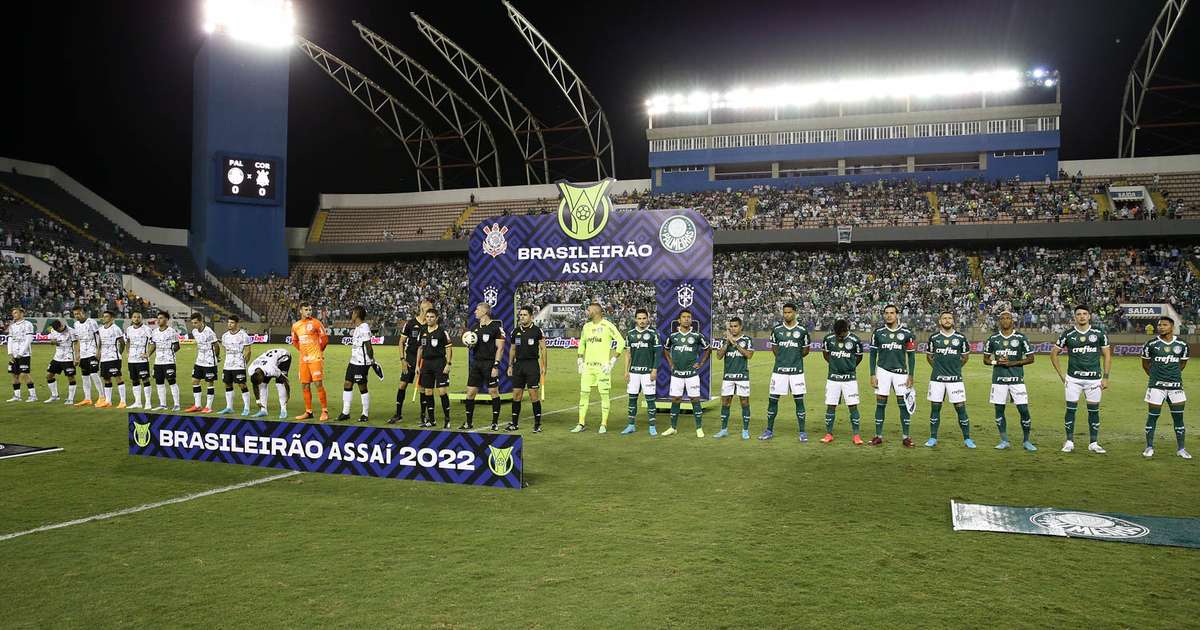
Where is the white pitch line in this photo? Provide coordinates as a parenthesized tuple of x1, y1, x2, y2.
(0, 471, 300, 543)
(0, 393, 620, 543)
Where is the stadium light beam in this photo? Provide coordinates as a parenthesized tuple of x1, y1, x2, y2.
(202, 0, 295, 48)
(645, 68, 1037, 115)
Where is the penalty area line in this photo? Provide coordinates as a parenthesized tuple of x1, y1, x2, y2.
(0, 470, 301, 543)
(0, 393, 619, 543)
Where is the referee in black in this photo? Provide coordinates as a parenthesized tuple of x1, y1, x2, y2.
(461, 302, 506, 430)
(388, 299, 430, 425)
(507, 305, 547, 432)
(417, 308, 453, 428)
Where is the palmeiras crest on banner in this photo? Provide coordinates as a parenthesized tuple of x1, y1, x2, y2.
(469, 179, 714, 398)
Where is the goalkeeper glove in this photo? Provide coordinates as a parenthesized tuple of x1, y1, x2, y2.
(577, 357, 585, 374)
(606, 357, 617, 372)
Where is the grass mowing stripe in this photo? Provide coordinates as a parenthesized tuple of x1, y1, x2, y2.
(0, 471, 301, 543)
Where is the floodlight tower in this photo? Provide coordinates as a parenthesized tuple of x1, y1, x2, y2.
(190, 0, 293, 277)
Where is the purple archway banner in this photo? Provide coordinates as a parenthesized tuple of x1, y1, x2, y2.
(468, 182, 713, 397)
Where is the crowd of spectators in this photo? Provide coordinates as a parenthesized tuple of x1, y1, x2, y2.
(240, 244, 1198, 338)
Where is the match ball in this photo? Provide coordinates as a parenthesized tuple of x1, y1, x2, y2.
(461, 331, 478, 346)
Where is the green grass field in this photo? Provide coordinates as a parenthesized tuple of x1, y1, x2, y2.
(1, 344, 1198, 628)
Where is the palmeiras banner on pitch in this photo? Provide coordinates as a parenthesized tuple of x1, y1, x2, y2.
(129, 414, 523, 489)
(470, 178, 715, 397)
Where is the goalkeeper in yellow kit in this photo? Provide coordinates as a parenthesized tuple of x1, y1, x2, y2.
(572, 302, 627, 433)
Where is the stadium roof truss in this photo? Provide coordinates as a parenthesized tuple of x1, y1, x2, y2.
(411, 12, 550, 185)
(502, 0, 616, 181)
(354, 21, 503, 188)
(1119, 0, 1194, 157)
(296, 37, 444, 191)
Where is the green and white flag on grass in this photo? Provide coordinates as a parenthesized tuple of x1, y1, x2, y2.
(951, 500, 1200, 549)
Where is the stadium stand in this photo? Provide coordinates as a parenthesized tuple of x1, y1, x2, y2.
(247, 243, 1198, 337)
(310, 173, 1198, 242)
(0, 172, 240, 318)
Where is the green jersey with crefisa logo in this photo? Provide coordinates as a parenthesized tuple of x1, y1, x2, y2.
(984, 331, 1031, 384)
(872, 325, 915, 374)
(1142, 336, 1189, 390)
(721, 335, 753, 381)
(626, 327, 660, 374)
(1056, 326, 1108, 379)
(771, 323, 809, 374)
(927, 331, 969, 383)
(667, 328, 707, 378)
(823, 333, 862, 382)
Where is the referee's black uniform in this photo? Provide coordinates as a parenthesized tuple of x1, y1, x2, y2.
(418, 326, 452, 427)
(467, 319, 505, 389)
(390, 316, 425, 424)
(508, 322, 545, 431)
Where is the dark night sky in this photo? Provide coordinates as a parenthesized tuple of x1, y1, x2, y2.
(5, 1, 1197, 229)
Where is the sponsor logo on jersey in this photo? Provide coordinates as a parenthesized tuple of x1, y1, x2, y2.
(1029, 511, 1149, 539)
(481, 223, 508, 258)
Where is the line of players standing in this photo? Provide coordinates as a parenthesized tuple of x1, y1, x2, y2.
(5, 306, 292, 417)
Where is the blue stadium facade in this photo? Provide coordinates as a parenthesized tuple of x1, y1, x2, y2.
(646, 100, 1061, 193)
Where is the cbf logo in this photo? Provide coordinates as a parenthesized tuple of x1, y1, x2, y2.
(481, 223, 508, 258)
(676, 283, 695, 308)
(1030, 511, 1150, 539)
(660, 214, 697, 253)
(556, 178, 613, 241)
(133, 421, 152, 448)
(488, 445, 514, 476)
(483, 285, 499, 308)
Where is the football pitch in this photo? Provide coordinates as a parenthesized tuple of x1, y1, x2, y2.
(1, 344, 1197, 628)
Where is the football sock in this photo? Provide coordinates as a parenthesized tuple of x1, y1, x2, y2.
(440, 394, 451, 422)
(302, 389, 313, 411)
(793, 394, 805, 432)
(897, 397, 911, 436)
(48, 381, 59, 398)
(874, 400, 886, 436)
(360, 392, 369, 416)
(491, 396, 500, 425)
(578, 388, 591, 425)
(646, 394, 657, 425)
(1017, 404, 1032, 441)
(929, 402, 942, 439)
(994, 403, 1008, 440)
(511, 400, 522, 425)
(692, 400, 702, 429)
(1086, 403, 1100, 442)
(1064, 403, 1077, 439)
(1171, 407, 1186, 449)
(342, 388, 353, 415)
(1146, 409, 1160, 447)
(955, 404, 971, 439)
(824, 408, 836, 434)
(741, 404, 751, 431)
(849, 407, 861, 435)
(628, 394, 638, 424)
(720, 405, 730, 430)
(532, 400, 542, 427)
(766, 394, 779, 431)
(465, 398, 476, 425)
(670, 401, 680, 429)
(317, 386, 328, 411)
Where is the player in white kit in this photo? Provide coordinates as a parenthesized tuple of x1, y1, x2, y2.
(71, 306, 102, 407)
(96, 310, 128, 408)
(44, 319, 78, 404)
(148, 312, 182, 411)
(249, 348, 292, 418)
(218, 315, 254, 415)
(124, 311, 153, 409)
(7, 306, 37, 402)
(186, 313, 221, 413)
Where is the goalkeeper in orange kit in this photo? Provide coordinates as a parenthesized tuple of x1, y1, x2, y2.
(291, 303, 330, 421)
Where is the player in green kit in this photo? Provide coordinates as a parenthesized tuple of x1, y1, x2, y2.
(760, 303, 809, 441)
(983, 310, 1037, 451)
(924, 311, 973, 449)
(869, 304, 917, 447)
(662, 309, 710, 437)
(574, 302, 626, 433)
(1140, 316, 1190, 459)
(714, 316, 753, 439)
(821, 319, 864, 444)
(1050, 305, 1112, 454)
(622, 308, 660, 436)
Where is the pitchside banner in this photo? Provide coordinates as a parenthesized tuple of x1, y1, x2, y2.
(129, 414, 524, 489)
(470, 178, 714, 397)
